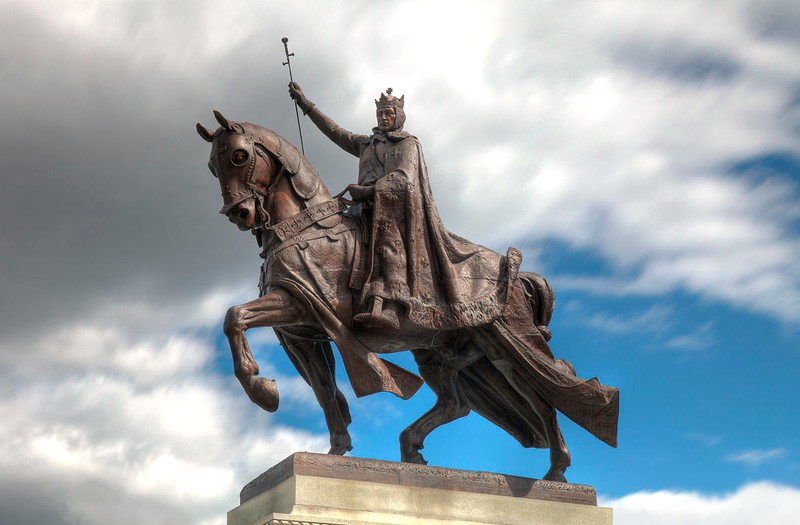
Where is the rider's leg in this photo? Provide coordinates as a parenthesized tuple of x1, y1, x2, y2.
(355, 181, 409, 331)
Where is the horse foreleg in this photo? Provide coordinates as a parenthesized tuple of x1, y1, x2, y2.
(223, 289, 309, 413)
(493, 359, 571, 482)
(306, 346, 353, 455)
(279, 334, 353, 455)
(400, 349, 470, 465)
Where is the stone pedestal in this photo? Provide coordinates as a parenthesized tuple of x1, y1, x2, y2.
(228, 453, 612, 525)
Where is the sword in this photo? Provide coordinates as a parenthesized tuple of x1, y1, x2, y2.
(281, 37, 306, 155)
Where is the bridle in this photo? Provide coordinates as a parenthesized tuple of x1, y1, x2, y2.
(204, 114, 346, 246)
(252, 155, 287, 231)
(213, 129, 287, 232)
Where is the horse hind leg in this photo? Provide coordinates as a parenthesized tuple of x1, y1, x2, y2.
(486, 282, 571, 482)
(530, 393, 570, 482)
(492, 358, 571, 482)
(278, 332, 353, 455)
(400, 349, 470, 465)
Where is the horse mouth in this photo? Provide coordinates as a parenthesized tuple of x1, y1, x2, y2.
(227, 201, 256, 231)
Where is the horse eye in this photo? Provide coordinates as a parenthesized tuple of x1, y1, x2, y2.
(231, 149, 249, 166)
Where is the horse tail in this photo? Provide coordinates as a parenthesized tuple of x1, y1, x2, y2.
(518, 271, 556, 342)
(518, 272, 575, 376)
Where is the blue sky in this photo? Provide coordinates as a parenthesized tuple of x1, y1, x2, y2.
(1, 1, 799, 524)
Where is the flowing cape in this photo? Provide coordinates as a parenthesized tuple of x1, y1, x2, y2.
(465, 281, 619, 448)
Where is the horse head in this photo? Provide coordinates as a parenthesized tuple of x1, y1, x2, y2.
(197, 110, 328, 232)
(196, 111, 277, 231)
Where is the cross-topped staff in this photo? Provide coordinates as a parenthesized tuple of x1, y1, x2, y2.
(282, 37, 306, 155)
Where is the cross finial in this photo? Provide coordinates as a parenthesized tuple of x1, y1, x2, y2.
(386, 87, 393, 95)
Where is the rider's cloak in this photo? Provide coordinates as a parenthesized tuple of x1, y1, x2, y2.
(363, 131, 522, 329)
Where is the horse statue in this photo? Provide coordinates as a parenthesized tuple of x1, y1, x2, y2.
(196, 110, 619, 482)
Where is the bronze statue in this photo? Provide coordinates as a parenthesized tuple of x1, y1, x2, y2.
(289, 82, 520, 335)
(196, 89, 619, 482)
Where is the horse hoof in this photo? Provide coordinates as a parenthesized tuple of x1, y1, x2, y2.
(401, 451, 428, 465)
(328, 444, 353, 456)
(250, 377, 279, 412)
(542, 468, 568, 483)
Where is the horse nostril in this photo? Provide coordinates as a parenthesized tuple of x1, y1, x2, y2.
(237, 207, 249, 220)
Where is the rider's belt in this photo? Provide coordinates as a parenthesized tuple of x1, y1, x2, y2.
(271, 199, 346, 242)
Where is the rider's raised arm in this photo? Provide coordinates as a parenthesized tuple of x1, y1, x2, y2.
(289, 82, 369, 158)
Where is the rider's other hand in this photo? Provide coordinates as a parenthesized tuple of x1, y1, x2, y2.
(346, 184, 375, 201)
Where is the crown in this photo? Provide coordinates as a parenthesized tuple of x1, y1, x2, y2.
(375, 87, 404, 110)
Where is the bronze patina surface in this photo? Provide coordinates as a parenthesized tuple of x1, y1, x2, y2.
(196, 87, 619, 482)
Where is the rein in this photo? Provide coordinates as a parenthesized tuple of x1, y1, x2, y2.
(253, 162, 287, 230)
(252, 155, 345, 243)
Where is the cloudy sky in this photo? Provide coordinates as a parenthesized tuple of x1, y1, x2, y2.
(1, 0, 799, 523)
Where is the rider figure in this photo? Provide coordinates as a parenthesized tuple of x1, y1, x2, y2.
(289, 82, 415, 331)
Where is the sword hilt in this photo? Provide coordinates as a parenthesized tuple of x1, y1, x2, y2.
(282, 37, 295, 79)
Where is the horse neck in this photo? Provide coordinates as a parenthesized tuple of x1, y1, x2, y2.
(264, 173, 304, 225)
(263, 162, 336, 225)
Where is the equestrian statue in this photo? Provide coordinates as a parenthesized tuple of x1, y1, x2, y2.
(195, 84, 619, 482)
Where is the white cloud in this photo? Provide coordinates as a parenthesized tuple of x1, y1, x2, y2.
(666, 322, 716, 351)
(0, 289, 328, 525)
(561, 301, 718, 351)
(603, 481, 800, 525)
(351, 0, 800, 324)
(5, 0, 800, 325)
(725, 448, 788, 467)
(571, 303, 675, 335)
(2, 1, 800, 524)
(0, 358, 329, 525)
(688, 433, 723, 447)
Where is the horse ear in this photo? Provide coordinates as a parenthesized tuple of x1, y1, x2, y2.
(213, 110, 233, 131)
(196, 123, 214, 142)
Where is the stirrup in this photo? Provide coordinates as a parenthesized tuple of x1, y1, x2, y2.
(354, 297, 400, 331)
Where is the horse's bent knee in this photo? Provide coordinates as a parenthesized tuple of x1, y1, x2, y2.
(223, 306, 245, 337)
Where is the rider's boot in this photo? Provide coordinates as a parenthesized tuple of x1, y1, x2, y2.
(354, 296, 401, 331)
(377, 300, 401, 331)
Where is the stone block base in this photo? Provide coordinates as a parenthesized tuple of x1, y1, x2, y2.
(228, 453, 612, 525)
